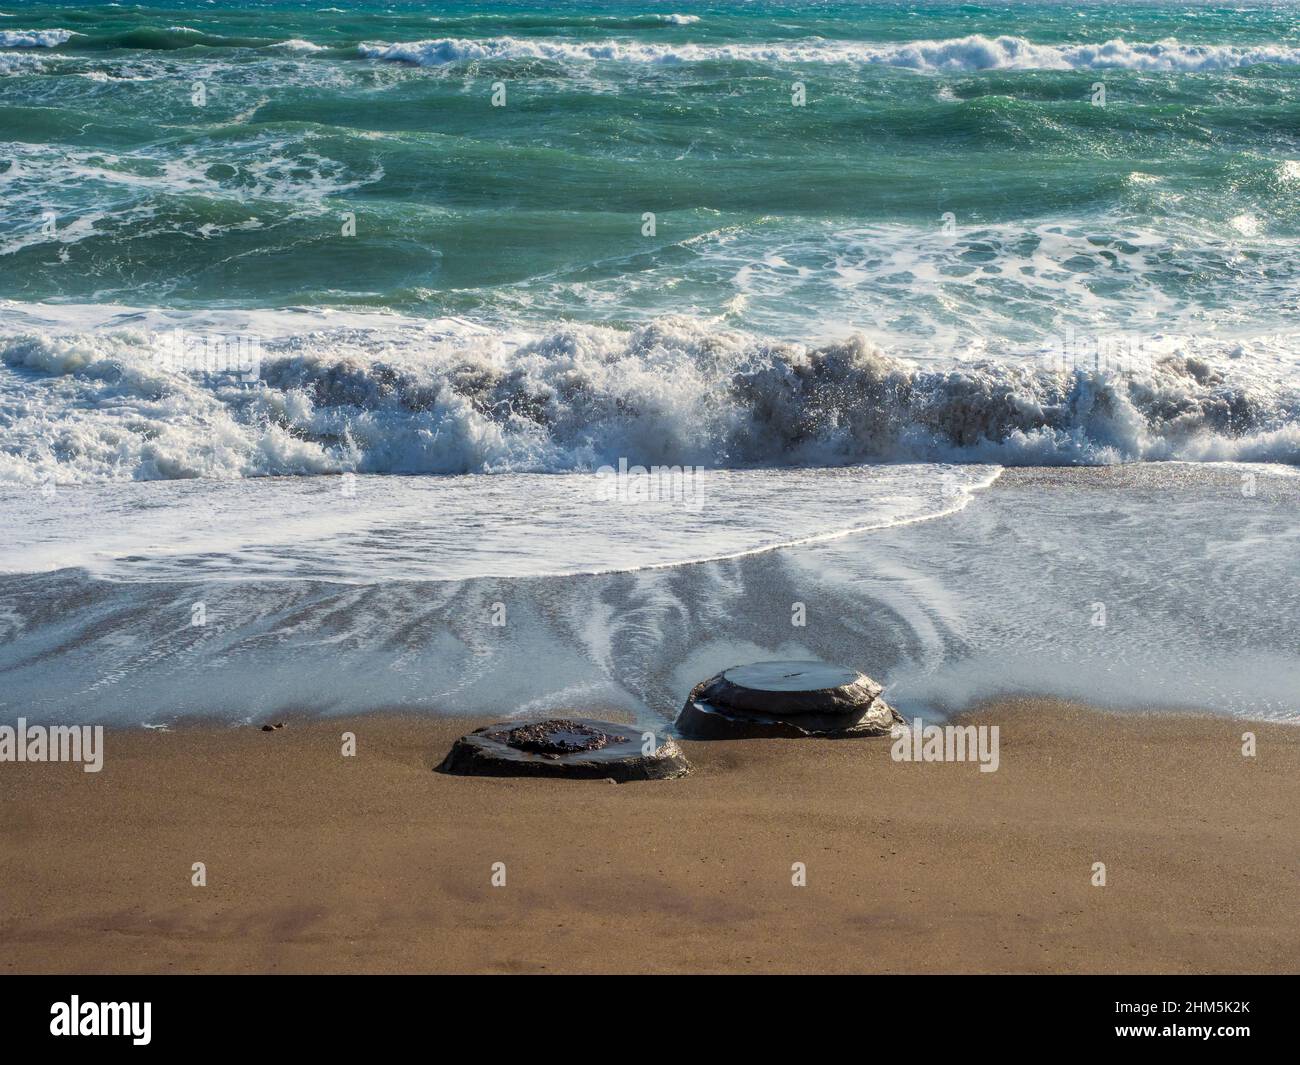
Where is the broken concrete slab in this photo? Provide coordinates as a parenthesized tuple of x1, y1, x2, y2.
(438, 717, 691, 781)
(676, 660, 899, 739)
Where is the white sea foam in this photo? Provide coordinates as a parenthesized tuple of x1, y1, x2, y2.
(0, 51, 44, 74)
(358, 34, 1300, 72)
(0, 28, 73, 47)
(715, 216, 1300, 362)
(0, 306, 1295, 484)
(272, 38, 326, 53)
(0, 139, 384, 243)
(0, 463, 998, 581)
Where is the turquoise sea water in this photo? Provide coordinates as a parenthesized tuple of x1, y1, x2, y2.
(1, 2, 1298, 478)
(4, 1, 1300, 335)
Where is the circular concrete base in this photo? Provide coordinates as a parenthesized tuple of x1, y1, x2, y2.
(676, 660, 899, 739)
(438, 717, 691, 781)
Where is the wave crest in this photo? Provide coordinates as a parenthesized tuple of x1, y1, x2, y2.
(357, 34, 1300, 72)
(0, 29, 74, 48)
(1, 317, 1296, 483)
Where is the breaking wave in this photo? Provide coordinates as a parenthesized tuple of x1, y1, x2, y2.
(357, 34, 1300, 72)
(16, 26, 1297, 73)
(0, 29, 74, 48)
(1, 317, 1296, 483)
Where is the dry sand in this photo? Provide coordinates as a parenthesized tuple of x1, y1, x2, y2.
(1, 701, 1296, 974)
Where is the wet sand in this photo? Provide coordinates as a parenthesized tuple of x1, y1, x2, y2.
(1, 701, 1296, 974)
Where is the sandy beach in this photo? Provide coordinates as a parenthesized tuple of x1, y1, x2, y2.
(2, 701, 1295, 975)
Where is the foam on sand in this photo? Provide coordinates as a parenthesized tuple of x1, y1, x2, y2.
(0, 464, 1000, 581)
(2, 465, 1295, 725)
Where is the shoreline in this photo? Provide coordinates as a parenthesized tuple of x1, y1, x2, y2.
(3, 701, 1296, 974)
(6, 462, 1297, 727)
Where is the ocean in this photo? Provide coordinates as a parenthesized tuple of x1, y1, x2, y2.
(1, 1, 1297, 724)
